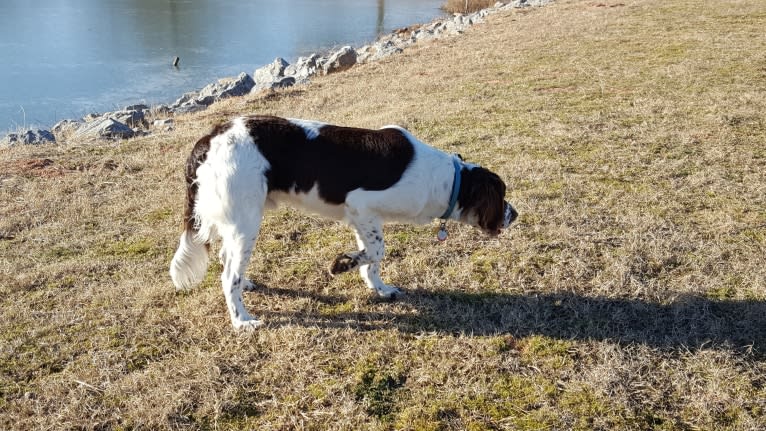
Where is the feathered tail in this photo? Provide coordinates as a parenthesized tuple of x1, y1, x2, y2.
(169, 135, 213, 290)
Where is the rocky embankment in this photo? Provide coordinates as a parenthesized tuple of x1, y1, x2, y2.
(1, 0, 551, 147)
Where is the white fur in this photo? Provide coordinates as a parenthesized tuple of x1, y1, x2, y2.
(169, 230, 209, 290)
(288, 118, 325, 139)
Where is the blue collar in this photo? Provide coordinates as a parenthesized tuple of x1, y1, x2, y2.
(440, 156, 462, 220)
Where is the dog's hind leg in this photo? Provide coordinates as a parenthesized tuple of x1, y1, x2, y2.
(331, 215, 401, 299)
(219, 241, 258, 292)
(218, 212, 264, 331)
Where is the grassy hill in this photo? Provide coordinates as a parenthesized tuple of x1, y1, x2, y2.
(2, 0, 765, 429)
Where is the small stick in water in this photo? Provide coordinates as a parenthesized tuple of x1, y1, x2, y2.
(173, 56, 180, 67)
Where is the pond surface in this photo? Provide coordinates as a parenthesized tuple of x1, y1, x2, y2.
(0, 0, 445, 132)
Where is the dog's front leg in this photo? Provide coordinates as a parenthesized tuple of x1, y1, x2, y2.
(331, 216, 401, 299)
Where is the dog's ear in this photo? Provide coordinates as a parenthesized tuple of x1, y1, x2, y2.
(474, 172, 505, 232)
(459, 167, 506, 232)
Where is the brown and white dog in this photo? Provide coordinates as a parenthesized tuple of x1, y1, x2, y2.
(170, 115, 517, 330)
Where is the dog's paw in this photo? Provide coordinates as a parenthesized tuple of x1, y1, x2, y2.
(233, 318, 263, 332)
(330, 253, 358, 275)
(242, 279, 259, 292)
(375, 284, 403, 300)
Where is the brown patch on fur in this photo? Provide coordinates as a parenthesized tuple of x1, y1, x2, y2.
(245, 115, 415, 204)
(183, 127, 220, 232)
(457, 166, 507, 234)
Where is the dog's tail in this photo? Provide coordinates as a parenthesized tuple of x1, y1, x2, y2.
(169, 135, 213, 290)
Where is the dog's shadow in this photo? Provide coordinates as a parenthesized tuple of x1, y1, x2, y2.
(253, 285, 766, 354)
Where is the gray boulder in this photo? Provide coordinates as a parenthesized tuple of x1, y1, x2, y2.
(154, 118, 175, 132)
(356, 45, 374, 63)
(506, 0, 552, 8)
(284, 54, 323, 83)
(251, 76, 297, 93)
(323, 46, 357, 74)
(196, 72, 255, 106)
(153, 119, 175, 127)
(150, 104, 171, 116)
(273, 76, 296, 89)
(1, 129, 56, 146)
(411, 28, 435, 42)
(124, 103, 149, 112)
(73, 117, 135, 140)
(52, 119, 83, 135)
(370, 40, 404, 61)
(110, 109, 146, 127)
(172, 101, 207, 114)
(83, 113, 102, 122)
(254, 57, 289, 86)
(170, 91, 199, 110)
(169, 91, 207, 114)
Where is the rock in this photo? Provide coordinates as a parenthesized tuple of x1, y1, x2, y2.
(171, 101, 207, 114)
(1, 129, 56, 146)
(251, 76, 297, 94)
(251, 57, 301, 92)
(153, 119, 176, 132)
(124, 103, 149, 112)
(150, 104, 171, 116)
(52, 119, 83, 135)
(323, 46, 357, 74)
(169, 91, 207, 114)
(427, 21, 445, 32)
(284, 54, 323, 83)
(254, 57, 289, 85)
(411, 28, 435, 42)
(370, 40, 404, 61)
(356, 45, 374, 63)
(196, 72, 255, 106)
(110, 109, 146, 128)
(443, 20, 464, 35)
(273, 76, 296, 88)
(153, 119, 175, 127)
(170, 92, 198, 109)
(508, 0, 552, 7)
(83, 113, 102, 122)
(72, 117, 135, 140)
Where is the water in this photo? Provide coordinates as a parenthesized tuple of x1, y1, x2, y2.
(0, 0, 445, 133)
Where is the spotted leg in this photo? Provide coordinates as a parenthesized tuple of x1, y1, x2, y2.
(330, 216, 401, 299)
(218, 215, 264, 331)
(220, 245, 258, 292)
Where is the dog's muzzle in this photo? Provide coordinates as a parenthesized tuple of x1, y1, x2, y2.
(502, 202, 518, 229)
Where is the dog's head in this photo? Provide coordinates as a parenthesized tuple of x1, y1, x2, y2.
(457, 165, 518, 236)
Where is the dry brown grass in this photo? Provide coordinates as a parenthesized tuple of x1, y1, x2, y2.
(442, 0, 498, 14)
(2, 0, 766, 429)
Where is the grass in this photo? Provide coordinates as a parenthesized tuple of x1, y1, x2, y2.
(2, 0, 766, 429)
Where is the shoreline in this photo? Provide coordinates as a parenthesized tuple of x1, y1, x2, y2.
(1, 0, 552, 146)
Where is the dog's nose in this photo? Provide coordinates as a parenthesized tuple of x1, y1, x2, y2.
(503, 203, 518, 228)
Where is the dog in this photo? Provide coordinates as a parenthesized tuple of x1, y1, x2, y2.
(169, 115, 518, 331)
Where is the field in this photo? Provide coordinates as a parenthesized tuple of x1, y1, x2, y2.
(1, 0, 765, 429)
